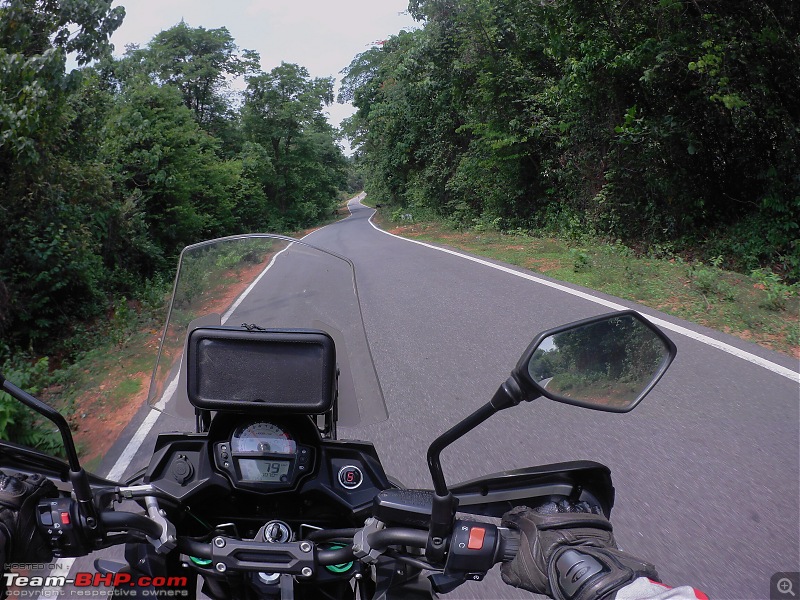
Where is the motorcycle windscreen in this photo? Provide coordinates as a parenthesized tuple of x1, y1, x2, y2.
(147, 235, 387, 426)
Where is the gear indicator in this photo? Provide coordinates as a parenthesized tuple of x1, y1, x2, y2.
(338, 465, 363, 489)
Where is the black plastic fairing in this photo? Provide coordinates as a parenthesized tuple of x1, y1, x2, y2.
(451, 461, 614, 518)
(314, 439, 392, 515)
(373, 461, 614, 525)
(142, 416, 392, 525)
(143, 433, 231, 502)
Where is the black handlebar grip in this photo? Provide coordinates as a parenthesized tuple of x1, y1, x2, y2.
(498, 527, 520, 563)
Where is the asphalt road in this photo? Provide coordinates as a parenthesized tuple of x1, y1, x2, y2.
(54, 196, 800, 599)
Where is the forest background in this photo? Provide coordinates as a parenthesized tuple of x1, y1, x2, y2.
(1, 0, 798, 452)
(341, 0, 798, 281)
(0, 0, 357, 449)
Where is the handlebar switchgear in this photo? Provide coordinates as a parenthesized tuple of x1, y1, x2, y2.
(429, 520, 520, 594)
(37, 498, 87, 558)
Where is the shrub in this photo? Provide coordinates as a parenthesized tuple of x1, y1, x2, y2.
(0, 353, 63, 455)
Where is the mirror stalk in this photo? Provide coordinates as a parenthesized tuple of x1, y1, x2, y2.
(425, 376, 531, 562)
(491, 374, 531, 410)
(1, 376, 98, 528)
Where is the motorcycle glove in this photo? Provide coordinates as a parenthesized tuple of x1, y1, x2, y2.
(501, 500, 660, 600)
(0, 471, 57, 564)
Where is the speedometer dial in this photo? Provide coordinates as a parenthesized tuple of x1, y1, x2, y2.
(231, 422, 297, 455)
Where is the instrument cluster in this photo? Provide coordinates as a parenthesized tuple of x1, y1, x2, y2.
(214, 420, 313, 491)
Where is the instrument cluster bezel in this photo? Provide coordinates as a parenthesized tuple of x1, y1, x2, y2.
(209, 415, 318, 493)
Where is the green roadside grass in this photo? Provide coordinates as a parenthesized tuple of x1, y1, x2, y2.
(367, 206, 799, 359)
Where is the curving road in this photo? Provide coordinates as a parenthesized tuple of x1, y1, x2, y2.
(300, 197, 799, 599)
(54, 195, 799, 600)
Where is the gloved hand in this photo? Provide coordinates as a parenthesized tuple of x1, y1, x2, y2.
(0, 471, 57, 563)
(501, 500, 659, 600)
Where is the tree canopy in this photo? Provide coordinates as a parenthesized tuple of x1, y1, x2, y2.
(342, 0, 799, 280)
(0, 8, 348, 354)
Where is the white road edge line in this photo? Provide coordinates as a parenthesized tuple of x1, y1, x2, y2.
(222, 244, 293, 324)
(357, 199, 799, 383)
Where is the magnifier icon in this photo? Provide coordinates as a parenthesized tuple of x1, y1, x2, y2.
(778, 578, 796, 597)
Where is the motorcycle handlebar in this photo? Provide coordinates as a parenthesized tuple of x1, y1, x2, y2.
(176, 537, 212, 560)
(317, 544, 355, 566)
(41, 494, 521, 576)
(317, 527, 428, 565)
(369, 528, 428, 550)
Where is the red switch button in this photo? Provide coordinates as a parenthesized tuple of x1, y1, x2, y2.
(467, 527, 485, 550)
(60, 512, 70, 525)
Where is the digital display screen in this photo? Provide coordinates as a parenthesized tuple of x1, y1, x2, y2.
(238, 459, 291, 482)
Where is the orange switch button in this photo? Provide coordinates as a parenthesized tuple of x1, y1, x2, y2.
(467, 527, 485, 550)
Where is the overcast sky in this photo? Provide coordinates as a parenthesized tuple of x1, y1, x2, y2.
(109, 0, 418, 141)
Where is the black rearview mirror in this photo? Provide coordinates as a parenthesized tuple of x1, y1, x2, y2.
(514, 311, 677, 412)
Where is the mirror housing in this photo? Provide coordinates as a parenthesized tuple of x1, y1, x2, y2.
(513, 310, 677, 413)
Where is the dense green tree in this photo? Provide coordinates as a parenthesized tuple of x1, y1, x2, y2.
(229, 142, 276, 231)
(0, 0, 124, 163)
(119, 22, 259, 149)
(2, 11, 349, 353)
(101, 79, 238, 272)
(0, 0, 124, 348)
(0, 10, 350, 455)
(243, 62, 345, 227)
(149, 22, 259, 121)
